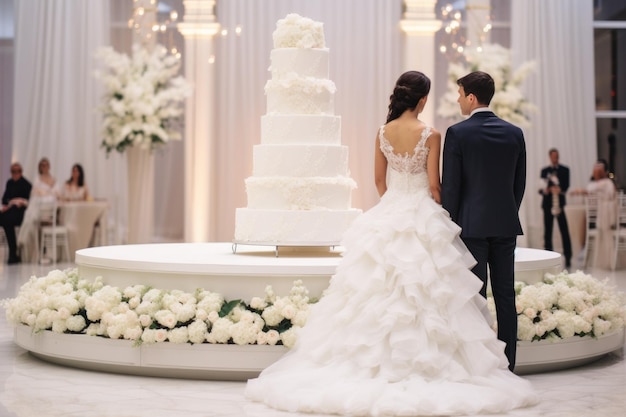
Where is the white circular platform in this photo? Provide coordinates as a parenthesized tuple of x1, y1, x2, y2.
(75, 242, 344, 300)
(14, 243, 622, 380)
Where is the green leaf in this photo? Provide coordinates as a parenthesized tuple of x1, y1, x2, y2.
(219, 299, 242, 318)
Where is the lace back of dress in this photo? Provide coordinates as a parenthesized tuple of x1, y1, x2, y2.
(379, 126, 430, 193)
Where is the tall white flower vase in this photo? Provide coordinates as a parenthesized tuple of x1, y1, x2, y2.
(126, 146, 155, 244)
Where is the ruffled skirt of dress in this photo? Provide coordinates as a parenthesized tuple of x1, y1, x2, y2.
(245, 188, 537, 416)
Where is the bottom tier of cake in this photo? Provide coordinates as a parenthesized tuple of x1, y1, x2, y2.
(234, 208, 362, 244)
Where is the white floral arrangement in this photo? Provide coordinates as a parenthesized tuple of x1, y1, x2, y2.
(95, 43, 192, 155)
(437, 43, 537, 128)
(488, 270, 626, 342)
(4, 269, 625, 346)
(273, 13, 325, 49)
(1, 269, 310, 347)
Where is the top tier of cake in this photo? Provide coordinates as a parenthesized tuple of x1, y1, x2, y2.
(264, 14, 336, 116)
(272, 13, 325, 49)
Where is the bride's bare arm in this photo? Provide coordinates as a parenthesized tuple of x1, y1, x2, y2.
(374, 133, 388, 197)
(426, 130, 442, 203)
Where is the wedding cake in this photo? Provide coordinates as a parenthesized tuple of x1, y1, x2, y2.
(234, 14, 361, 244)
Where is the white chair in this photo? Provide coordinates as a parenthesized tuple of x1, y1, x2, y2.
(38, 200, 70, 264)
(0, 228, 7, 261)
(612, 192, 626, 270)
(1, 225, 20, 262)
(582, 193, 599, 269)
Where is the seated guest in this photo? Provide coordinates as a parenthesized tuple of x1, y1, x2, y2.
(61, 163, 90, 201)
(586, 162, 617, 269)
(587, 161, 616, 196)
(31, 157, 58, 200)
(17, 158, 63, 263)
(0, 163, 32, 264)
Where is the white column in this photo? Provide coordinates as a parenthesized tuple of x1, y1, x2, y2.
(400, 0, 441, 126)
(178, 0, 220, 242)
(127, 0, 158, 244)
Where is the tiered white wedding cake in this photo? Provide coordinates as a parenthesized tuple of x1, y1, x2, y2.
(234, 14, 361, 244)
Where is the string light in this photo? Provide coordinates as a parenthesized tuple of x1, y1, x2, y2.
(438, 2, 492, 61)
(129, 0, 180, 54)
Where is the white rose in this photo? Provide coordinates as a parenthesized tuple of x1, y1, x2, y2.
(523, 308, 537, 320)
(266, 329, 280, 346)
(154, 329, 168, 343)
(281, 304, 296, 320)
(139, 314, 152, 327)
(155, 310, 177, 329)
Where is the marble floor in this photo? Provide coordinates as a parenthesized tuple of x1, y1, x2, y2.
(0, 256, 625, 417)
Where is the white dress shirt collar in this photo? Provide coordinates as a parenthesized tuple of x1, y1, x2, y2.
(470, 107, 491, 116)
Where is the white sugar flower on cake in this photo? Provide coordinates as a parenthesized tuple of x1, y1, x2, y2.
(273, 13, 325, 48)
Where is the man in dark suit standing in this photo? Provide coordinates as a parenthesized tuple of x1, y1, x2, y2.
(0, 162, 32, 264)
(441, 71, 526, 372)
(540, 148, 572, 268)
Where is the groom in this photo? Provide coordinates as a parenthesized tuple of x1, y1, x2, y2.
(441, 71, 526, 371)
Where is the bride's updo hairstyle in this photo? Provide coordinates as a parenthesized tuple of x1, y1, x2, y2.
(386, 71, 431, 123)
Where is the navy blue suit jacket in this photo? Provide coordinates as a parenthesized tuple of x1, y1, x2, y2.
(441, 111, 526, 238)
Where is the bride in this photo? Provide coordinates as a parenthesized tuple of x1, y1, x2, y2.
(245, 71, 537, 416)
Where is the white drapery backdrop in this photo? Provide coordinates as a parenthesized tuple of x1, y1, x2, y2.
(212, 0, 404, 240)
(511, 0, 596, 249)
(8, 0, 598, 245)
(12, 0, 128, 243)
(10, 0, 404, 243)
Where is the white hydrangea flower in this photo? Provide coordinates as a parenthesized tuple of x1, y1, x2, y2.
(207, 310, 220, 324)
(168, 327, 189, 344)
(66, 315, 87, 332)
(209, 317, 233, 344)
(280, 327, 300, 348)
(188, 320, 208, 344)
(197, 291, 224, 313)
(517, 315, 536, 341)
(261, 306, 284, 327)
(250, 297, 267, 310)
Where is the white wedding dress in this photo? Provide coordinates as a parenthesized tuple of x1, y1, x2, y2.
(245, 126, 537, 416)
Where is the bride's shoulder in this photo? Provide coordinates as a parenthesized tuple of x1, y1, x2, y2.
(424, 125, 440, 136)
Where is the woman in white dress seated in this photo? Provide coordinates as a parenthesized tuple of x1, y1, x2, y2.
(17, 157, 59, 262)
(586, 161, 617, 269)
(31, 157, 59, 200)
(60, 164, 90, 201)
(246, 71, 537, 416)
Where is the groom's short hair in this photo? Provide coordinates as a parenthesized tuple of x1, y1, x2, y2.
(457, 71, 495, 105)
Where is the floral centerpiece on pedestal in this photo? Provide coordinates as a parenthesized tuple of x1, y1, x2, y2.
(95, 43, 192, 155)
(437, 43, 537, 128)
